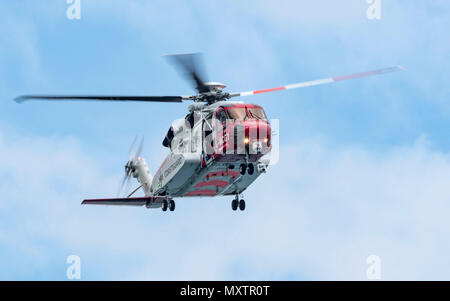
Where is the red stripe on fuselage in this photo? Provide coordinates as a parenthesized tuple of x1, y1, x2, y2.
(184, 189, 217, 196)
(205, 170, 240, 180)
(195, 179, 229, 188)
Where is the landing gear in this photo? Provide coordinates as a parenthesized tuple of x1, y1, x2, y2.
(169, 199, 176, 211)
(231, 199, 238, 211)
(231, 195, 246, 211)
(247, 163, 254, 175)
(239, 163, 247, 175)
(239, 199, 246, 211)
(162, 199, 175, 212)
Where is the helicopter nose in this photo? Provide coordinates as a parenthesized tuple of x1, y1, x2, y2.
(242, 120, 271, 154)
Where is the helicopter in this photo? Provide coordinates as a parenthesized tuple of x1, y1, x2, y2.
(15, 54, 404, 212)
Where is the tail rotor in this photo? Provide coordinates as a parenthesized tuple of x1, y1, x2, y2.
(118, 136, 144, 196)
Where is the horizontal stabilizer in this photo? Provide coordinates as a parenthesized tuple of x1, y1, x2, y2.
(82, 196, 164, 206)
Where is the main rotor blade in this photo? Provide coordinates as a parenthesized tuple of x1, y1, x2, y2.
(166, 53, 210, 94)
(229, 66, 406, 98)
(14, 95, 183, 103)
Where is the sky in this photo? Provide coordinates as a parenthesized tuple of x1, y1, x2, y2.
(0, 0, 450, 280)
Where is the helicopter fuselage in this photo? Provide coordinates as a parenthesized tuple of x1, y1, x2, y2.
(145, 101, 272, 206)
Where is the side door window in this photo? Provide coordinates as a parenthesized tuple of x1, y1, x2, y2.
(214, 108, 227, 151)
(218, 110, 227, 128)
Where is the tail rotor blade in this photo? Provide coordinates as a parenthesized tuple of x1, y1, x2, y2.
(135, 136, 144, 161)
(118, 136, 142, 197)
(123, 176, 132, 196)
(129, 136, 137, 162)
(117, 174, 128, 197)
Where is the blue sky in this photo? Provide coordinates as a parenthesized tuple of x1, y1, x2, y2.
(1, 0, 450, 280)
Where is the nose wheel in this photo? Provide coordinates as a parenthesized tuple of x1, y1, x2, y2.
(231, 195, 246, 211)
(162, 199, 175, 212)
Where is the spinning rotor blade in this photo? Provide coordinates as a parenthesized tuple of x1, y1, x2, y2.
(118, 136, 144, 197)
(135, 137, 144, 161)
(129, 136, 138, 162)
(14, 95, 183, 103)
(128, 136, 144, 162)
(229, 66, 406, 98)
(166, 53, 210, 93)
(117, 174, 129, 197)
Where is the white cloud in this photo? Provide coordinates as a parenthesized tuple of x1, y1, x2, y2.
(1, 129, 450, 280)
(0, 3, 65, 98)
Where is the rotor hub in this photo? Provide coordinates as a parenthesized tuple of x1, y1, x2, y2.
(204, 82, 226, 93)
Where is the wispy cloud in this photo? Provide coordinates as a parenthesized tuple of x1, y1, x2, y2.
(0, 8, 47, 90)
(1, 130, 450, 280)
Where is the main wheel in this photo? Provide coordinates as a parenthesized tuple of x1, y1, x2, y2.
(162, 200, 168, 211)
(239, 199, 246, 211)
(169, 199, 175, 211)
(239, 163, 247, 175)
(231, 199, 238, 211)
(247, 163, 254, 175)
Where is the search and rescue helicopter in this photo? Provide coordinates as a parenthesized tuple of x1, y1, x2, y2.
(15, 54, 404, 212)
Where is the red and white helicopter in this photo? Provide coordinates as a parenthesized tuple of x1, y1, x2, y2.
(15, 54, 404, 212)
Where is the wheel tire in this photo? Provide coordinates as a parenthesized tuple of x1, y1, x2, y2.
(247, 163, 254, 175)
(239, 163, 247, 175)
(231, 199, 238, 211)
(162, 200, 168, 212)
(239, 199, 246, 211)
(169, 199, 175, 211)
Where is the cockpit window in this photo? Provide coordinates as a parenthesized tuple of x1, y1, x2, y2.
(226, 107, 247, 121)
(247, 107, 267, 120)
(162, 127, 174, 148)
